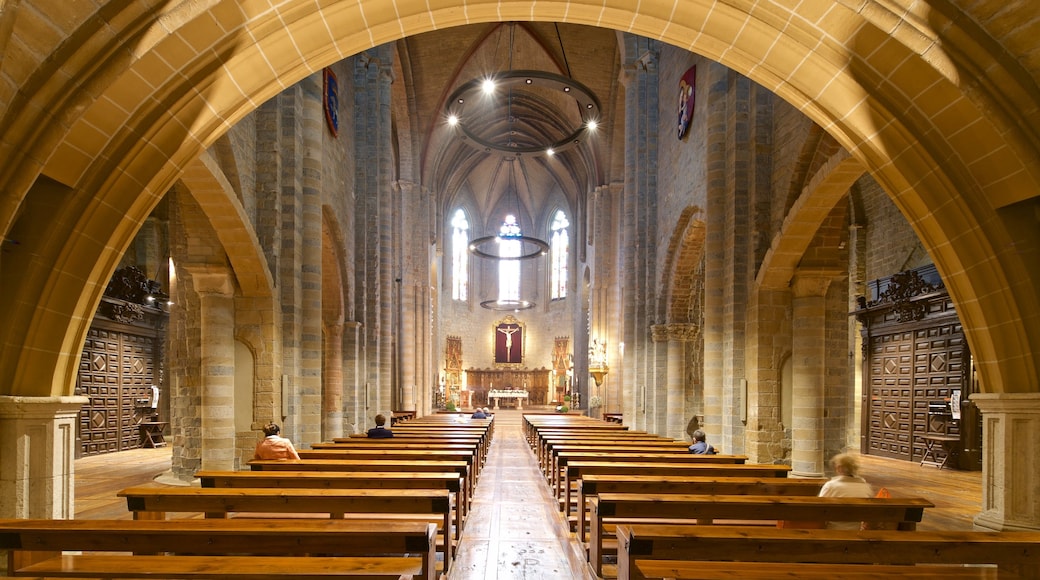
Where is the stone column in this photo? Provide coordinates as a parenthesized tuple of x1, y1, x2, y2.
(790, 272, 833, 478)
(341, 321, 363, 434)
(0, 396, 86, 519)
(323, 319, 344, 440)
(971, 393, 1040, 531)
(192, 268, 236, 471)
(651, 323, 699, 440)
(299, 71, 324, 447)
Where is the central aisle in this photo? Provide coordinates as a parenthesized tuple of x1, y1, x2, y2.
(449, 410, 595, 579)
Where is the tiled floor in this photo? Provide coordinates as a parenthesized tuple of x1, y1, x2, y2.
(449, 409, 595, 579)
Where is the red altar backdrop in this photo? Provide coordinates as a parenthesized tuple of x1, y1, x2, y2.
(494, 321, 523, 364)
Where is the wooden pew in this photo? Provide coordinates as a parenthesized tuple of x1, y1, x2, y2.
(523, 416, 628, 444)
(574, 475, 827, 542)
(536, 436, 688, 472)
(552, 451, 748, 498)
(588, 493, 934, 577)
(248, 458, 473, 512)
(296, 449, 479, 502)
(117, 485, 455, 571)
(305, 444, 480, 473)
(196, 469, 466, 537)
(615, 524, 1040, 580)
(350, 425, 493, 460)
(333, 433, 489, 466)
(0, 518, 438, 580)
(562, 461, 792, 516)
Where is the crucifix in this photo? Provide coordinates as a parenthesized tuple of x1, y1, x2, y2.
(498, 325, 520, 362)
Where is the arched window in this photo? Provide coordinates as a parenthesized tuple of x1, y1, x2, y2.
(550, 209, 569, 300)
(451, 209, 469, 301)
(498, 215, 522, 302)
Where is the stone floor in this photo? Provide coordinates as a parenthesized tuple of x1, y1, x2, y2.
(448, 409, 595, 579)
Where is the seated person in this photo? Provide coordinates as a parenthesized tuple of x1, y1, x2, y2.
(472, 407, 487, 419)
(688, 429, 717, 454)
(366, 414, 394, 438)
(819, 452, 874, 530)
(253, 422, 301, 460)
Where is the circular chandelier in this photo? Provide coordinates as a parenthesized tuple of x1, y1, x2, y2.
(480, 299, 536, 311)
(445, 70, 601, 157)
(468, 233, 549, 260)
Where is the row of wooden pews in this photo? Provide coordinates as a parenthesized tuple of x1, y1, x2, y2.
(615, 525, 1040, 579)
(0, 518, 438, 579)
(526, 413, 1040, 580)
(0, 413, 494, 580)
(524, 414, 942, 579)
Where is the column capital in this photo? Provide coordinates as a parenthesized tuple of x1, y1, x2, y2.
(791, 268, 844, 297)
(650, 323, 699, 343)
(185, 266, 234, 297)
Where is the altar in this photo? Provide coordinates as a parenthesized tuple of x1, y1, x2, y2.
(488, 389, 529, 409)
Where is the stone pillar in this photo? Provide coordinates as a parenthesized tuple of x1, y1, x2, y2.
(790, 272, 833, 478)
(0, 396, 86, 519)
(341, 321, 363, 434)
(298, 71, 324, 447)
(651, 323, 699, 440)
(702, 63, 729, 439)
(323, 319, 344, 440)
(618, 36, 660, 432)
(192, 268, 236, 471)
(971, 393, 1040, 531)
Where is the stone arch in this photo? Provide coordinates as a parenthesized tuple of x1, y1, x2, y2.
(660, 206, 706, 324)
(756, 150, 866, 291)
(0, 1, 1036, 400)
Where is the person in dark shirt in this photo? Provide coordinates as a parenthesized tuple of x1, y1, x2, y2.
(472, 408, 487, 419)
(688, 429, 716, 454)
(366, 414, 393, 438)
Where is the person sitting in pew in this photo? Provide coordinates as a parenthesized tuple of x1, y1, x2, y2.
(472, 407, 488, 419)
(253, 422, 301, 460)
(366, 414, 394, 438)
(819, 452, 874, 529)
(688, 430, 716, 455)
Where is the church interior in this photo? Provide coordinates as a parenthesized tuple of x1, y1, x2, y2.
(1, 1, 1039, 575)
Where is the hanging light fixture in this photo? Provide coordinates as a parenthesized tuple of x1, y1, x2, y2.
(445, 23, 601, 158)
(473, 163, 543, 312)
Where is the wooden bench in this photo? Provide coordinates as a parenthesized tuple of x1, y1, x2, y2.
(574, 475, 827, 542)
(0, 517, 438, 580)
(588, 493, 934, 577)
(333, 433, 488, 466)
(615, 524, 1040, 580)
(296, 449, 478, 501)
(248, 458, 473, 512)
(314, 437, 486, 467)
(534, 432, 668, 464)
(196, 469, 466, 537)
(552, 451, 748, 498)
(117, 485, 455, 571)
(540, 440, 697, 475)
(563, 461, 792, 517)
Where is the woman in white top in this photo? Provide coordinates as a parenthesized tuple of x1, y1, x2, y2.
(818, 453, 873, 529)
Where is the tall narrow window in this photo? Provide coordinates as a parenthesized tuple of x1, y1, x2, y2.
(498, 215, 522, 302)
(451, 209, 469, 301)
(550, 210, 569, 300)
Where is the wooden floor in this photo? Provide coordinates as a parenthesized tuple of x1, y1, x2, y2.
(74, 412, 982, 577)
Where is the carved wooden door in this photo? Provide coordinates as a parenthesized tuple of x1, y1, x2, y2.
(77, 327, 158, 456)
(865, 318, 965, 462)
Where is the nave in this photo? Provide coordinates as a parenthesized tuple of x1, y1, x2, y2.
(75, 410, 982, 578)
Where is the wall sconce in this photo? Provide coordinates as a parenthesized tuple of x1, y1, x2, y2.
(588, 338, 609, 386)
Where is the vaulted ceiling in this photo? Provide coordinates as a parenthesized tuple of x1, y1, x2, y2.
(396, 22, 622, 234)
